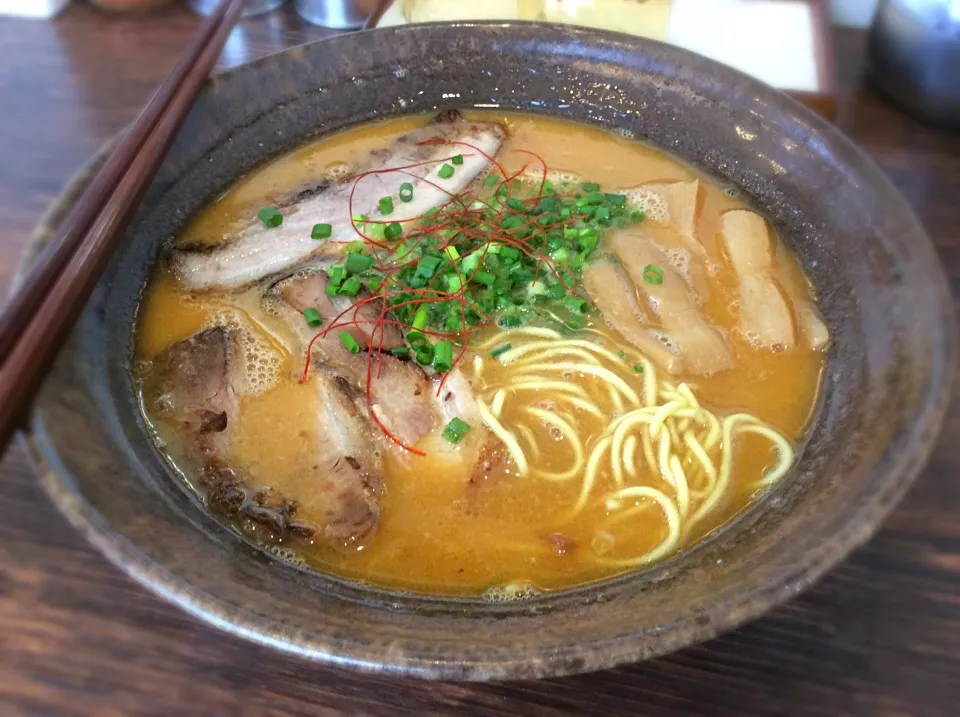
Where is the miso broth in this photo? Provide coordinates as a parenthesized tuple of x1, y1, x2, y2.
(135, 112, 826, 596)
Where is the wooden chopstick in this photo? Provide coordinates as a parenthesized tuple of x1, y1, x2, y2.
(0, 0, 241, 361)
(363, 0, 393, 30)
(0, 0, 245, 453)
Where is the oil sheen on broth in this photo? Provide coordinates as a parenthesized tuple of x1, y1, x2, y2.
(136, 112, 827, 597)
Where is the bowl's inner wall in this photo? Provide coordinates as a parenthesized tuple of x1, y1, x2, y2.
(27, 25, 952, 679)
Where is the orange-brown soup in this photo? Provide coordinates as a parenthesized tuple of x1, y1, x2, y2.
(136, 113, 826, 597)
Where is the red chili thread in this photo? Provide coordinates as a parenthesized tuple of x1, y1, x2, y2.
(299, 140, 582, 454)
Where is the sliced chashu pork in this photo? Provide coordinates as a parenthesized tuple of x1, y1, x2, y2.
(720, 209, 829, 351)
(170, 112, 507, 291)
(144, 327, 320, 541)
(273, 262, 404, 355)
(311, 363, 384, 547)
(267, 269, 437, 446)
(266, 268, 440, 448)
(270, 266, 503, 470)
(145, 326, 239, 462)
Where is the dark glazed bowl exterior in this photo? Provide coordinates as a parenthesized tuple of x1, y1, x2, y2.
(19, 23, 955, 680)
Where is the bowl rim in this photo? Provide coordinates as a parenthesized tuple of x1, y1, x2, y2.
(15, 21, 958, 680)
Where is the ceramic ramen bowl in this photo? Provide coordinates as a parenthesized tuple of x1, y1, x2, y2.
(17, 23, 955, 680)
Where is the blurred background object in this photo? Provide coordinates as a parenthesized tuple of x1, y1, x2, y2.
(0, 0, 70, 17)
(294, 0, 381, 27)
(832, 0, 880, 25)
(868, 0, 960, 128)
(0, 0, 880, 27)
(376, 0, 841, 118)
(189, 0, 286, 18)
(0, 0, 958, 713)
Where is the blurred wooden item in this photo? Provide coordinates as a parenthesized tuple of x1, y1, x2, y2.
(0, 0, 244, 451)
(363, 0, 391, 27)
(89, 0, 174, 11)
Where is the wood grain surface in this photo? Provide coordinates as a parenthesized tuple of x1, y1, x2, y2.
(0, 7, 958, 716)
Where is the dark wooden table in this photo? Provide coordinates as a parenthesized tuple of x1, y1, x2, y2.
(0, 6, 957, 715)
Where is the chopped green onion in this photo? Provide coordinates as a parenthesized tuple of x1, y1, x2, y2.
(311, 223, 332, 240)
(565, 296, 588, 313)
(409, 306, 429, 344)
(395, 240, 416, 261)
(631, 210, 646, 224)
(473, 270, 496, 287)
(365, 272, 385, 292)
(412, 306, 429, 331)
(460, 253, 481, 275)
(438, 163, 455, 179)
(415, 342, 434, 365)
(617, 351, 627, 360)
(444, 245, 460, 261)
(484, 174, 499, 188)
(446, 275, 464, 294)
(433, 340, 454, 373)
(633, 363, 645, 373)
(390, 346, 411, 357)
(339, 332, 360, 354)
(303, 308, 323, 327)
(581, 182, 601, 192)
(506, 198, 526, 212)
(327, 264, 346, 288)
(345, 253, 375, 274)
(379, 196, 394, 215)
(490, 343, 512, 359)
(399, 182, 414, 202)
(563, 314, 585, 332)
(257, 207, 283, 228)
(451, 154, 464, 165)
(345, 240, 366, 254)
(416, 255, 442, 278)
(444, 305, 464, 332)
(548, 283, 567, 299)
(594, 206, 610, 222)
(579, 228, 599, 251)
(586, 191, 605, 205)
(642, 265, 664, 285)
(605, 193, 627, 206)
(338, 276, 362, 296)
(384, 222, 403, 241)
(499, 246, 521, 261)
(499, 313, 523, 329)
(537, 197, 558, 213)
(502, 215, 525, 230)
(441, 417, 471, 444)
